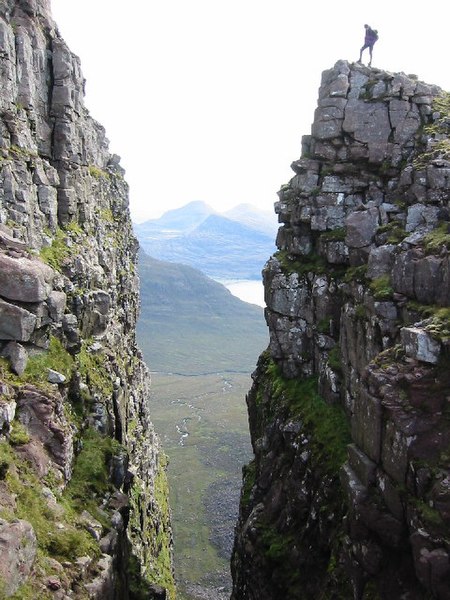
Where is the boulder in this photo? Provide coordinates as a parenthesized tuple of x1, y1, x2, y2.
(0, 299, 36, 341)
(0, 254, 54, 302)
(401, 327, 441, 364)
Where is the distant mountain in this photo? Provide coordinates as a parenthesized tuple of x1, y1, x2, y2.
(223, 203, 278, 237)
(134, 203, 277, 280)
(136, 251, 268, 374)
(135, 201, 216, 238)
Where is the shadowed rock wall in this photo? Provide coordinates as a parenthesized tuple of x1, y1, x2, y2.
(0, 1, 173, 598)
(232, 60, 450, 600)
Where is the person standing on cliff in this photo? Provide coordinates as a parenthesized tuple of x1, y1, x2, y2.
(358, 24, 378, 66)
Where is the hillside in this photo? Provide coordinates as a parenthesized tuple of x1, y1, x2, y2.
(137, 251, 268, 374)
(134, 203, 277, 280)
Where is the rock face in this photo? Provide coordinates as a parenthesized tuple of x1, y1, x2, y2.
(0, 1, 173, 598)
(232, 61, 450, 599)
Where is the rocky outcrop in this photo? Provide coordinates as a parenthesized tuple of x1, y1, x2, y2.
(232, 60, 450, 599)
(0, 1, 173, 598)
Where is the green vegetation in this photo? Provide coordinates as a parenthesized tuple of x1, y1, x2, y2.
(320, 227, 346, 242)
(25, 337, 74, 384)
(148, 372, 253, 598)
(343, 264, 368, 283)
(376, 221, 407, 244)
(40, 227, 80, 271)
(369, 275, 393, 300)
(78, 342, 114, 397)
(0, 440, 98, 563)
(265, 360, 351, 474)
(327, 346, 343, 374)
(88, 165, 110, 179)
(64, 428, 122, 521)
(414, 91, 450, 168)
(9, 420, 31, 446)
(0, 337, 74, 390)
(423, 221, 450, 254)
(424, 307, 450, 342)
(275, 249, 328, 276)
(241, 460, 256, 509)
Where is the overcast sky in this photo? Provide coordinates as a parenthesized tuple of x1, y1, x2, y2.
(51, 0, 450, 224)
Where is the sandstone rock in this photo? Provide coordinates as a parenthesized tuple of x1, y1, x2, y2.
(17, 387, 74, 480)
(0, 519, 37, 596)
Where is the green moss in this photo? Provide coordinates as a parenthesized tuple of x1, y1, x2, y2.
(64, 428, 121, 520)
(423, 221, 450, 254)
(343, 264, 368, 283)
(327, 346, 343, 374)
(265, 361, 351, 474)
(369, 275, 393, 300)
(24, 337, 74, 385)
(241, 460, 256, 508)
(377, 221, 407, 244)
(275, 249, 328, 276)
(88, 165, 110, 179)
(414, 92, 450, 168)
(9, 420, 30, 446)
(424, 307, 450, 342)
(0, 440, 98, 562)
(320, 227, 346, 242)
(40, 228, 73, 271)
(78, 342, 114, 397)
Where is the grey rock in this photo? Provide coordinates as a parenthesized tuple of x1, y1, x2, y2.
(401, 326, 441, 364)
(47, 369, 66, 384)
(0, 254, 54, 302)
(345, 207, 380, 248)
(1, 341, 28, 375)
(0, 299, 36, 341)
(0, 519, 37, 596)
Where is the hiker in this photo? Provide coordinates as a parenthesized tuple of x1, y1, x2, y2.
(358, 24, 378, 66)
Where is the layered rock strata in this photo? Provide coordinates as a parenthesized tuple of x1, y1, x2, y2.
(232, 60, 450, 599)
(0, 1, 173, 598)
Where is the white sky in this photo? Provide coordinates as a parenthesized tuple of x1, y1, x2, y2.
(50, 0, 450, 224)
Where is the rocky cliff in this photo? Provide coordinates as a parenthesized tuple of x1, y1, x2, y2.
(0, 1, 173, 598)
(232, 60, 450, 599)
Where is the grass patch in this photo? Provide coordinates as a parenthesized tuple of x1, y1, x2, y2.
(64, 428, 121, 523)
(9, 420, 30, 446)
(275, 249, 328, 276)
(320, 228, 346, 242)
(369, 275, 393, 300)
(424, 307, 450, 343)
(343, 264, 368, 283)
(0, 440, 99, 562)
(423, 221, 450, 254)
(78, 342, 114, 397)
(265, 361, 350, 474)
(24, 337, 74, 384)
(376, 221, 407, 244)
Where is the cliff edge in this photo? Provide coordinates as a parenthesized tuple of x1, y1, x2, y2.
(0, 1, 173, 598)
(232, 60, 450, 599)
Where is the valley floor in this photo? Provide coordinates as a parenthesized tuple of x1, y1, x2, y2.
(148, 372, 253, 600)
